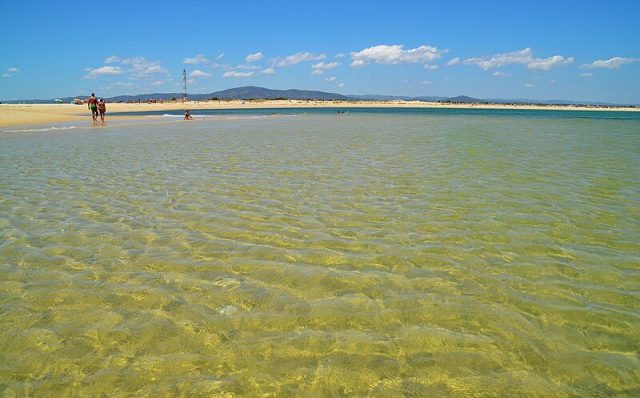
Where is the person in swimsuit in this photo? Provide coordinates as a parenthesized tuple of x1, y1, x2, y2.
(87, 93, 98, 121)
(184, 110, 193, 120)
(97, 99, 106, 122)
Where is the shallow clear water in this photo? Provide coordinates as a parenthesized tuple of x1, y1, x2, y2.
(1, 112, 639, 396)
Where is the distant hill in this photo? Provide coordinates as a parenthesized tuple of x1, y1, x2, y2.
(207, 86, 349, 100)
(1, 86, 349, 104)
(1, 86, 636, 106)
(111, 86, 350, 101)
(414, 95, 451, 102)
(441, 95, 487, 104)
(107, 93, 182, 102)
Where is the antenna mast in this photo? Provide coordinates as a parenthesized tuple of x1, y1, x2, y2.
(182, 69, 187, 102)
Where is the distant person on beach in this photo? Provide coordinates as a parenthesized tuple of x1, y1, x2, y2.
(87, 93, 98, 122)
(97, 99, 106, 122)
(184, 110, 193, 120)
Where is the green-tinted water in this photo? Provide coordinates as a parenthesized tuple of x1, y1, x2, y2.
(1, 113, 639, 396)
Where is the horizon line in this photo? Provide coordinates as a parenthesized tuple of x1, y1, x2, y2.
(2, 86, 639, 107)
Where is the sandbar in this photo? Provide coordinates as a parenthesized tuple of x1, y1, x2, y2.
(1, 100, 638, 129)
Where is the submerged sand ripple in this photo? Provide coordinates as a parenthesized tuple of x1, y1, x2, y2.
(1, 113, 639, 396)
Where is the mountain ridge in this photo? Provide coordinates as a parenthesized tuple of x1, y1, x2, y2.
(1, 86, 636, 106)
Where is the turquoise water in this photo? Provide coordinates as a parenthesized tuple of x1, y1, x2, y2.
(112, 106, 640, 120)
(1, 111, 639, 396)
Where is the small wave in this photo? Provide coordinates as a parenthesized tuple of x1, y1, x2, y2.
(1, 125, 78, 133)
(159, 113, 263, 119)
(151, 113, 300, 119)
(141, 114, 184, 118)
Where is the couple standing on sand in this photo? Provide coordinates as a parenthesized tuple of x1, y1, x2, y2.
(87, 93, 106, 122)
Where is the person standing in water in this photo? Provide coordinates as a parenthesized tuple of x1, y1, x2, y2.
(87, 93, 98, 122)
(97, 99, 106, 122)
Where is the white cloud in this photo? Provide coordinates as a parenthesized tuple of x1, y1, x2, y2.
(151, 80, 165, 86)
(464, 48, 573, 71)
(261, 67, 276, 75)
(122, 57, 168, 78)
(184, 54, 210, 64)
(245, 52, 263, 62)
(350, 44, 447, 67)
(421, 80, 432, 85)
(141, 65, 167, 74)
(312, 61, 341, 70)
(311, 61, 341, 75)
(464, 48, 532, 70)
(424, 64, 438, 70)
(579, 72, 594, 78)
(210, 62, 230, 69)
(84, 66, 124, 79)
(524, 83, 535, 88)
(581, 57, 638, 69)
(492, 71, 512, 77)
(338, 83, 345, 87)
(335, 53, 346, 58)
(189, 70, 212, 79)
(446, 57, 460, 66)
(104, 55, 121, 64)
(223, 71, 255, 78)
(324, 76, 336, 82)
(274, 51, 326, 67)
(2, 68, 17, 77)
(236, 64, 261, 70)
(217, 53, 225, 59)
(528, 55, 574, 70)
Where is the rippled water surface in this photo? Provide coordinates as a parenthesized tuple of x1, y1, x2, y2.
(1, 112, 639, 396)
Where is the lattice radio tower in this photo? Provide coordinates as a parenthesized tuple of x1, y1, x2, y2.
(182, 69, 187, 102)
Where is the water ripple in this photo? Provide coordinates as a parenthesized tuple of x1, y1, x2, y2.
(1, 114, 639, 395)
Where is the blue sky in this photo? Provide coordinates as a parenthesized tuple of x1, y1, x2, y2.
(1, 0, 639, 103)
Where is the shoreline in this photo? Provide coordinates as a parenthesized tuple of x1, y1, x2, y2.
(1, 100, 638, 129)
